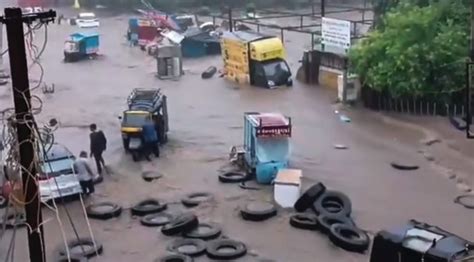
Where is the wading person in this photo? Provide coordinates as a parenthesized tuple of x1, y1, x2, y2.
(89, 123, 107, 175)
(74, 151, 95, 196)
(141, 118, 160, 161)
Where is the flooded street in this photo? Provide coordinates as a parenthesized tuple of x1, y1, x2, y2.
(0, 6, 473, 262)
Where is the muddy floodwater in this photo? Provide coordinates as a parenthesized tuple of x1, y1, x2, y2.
(0, 6, 473, 262)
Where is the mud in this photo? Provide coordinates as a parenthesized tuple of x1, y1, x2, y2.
(0, 4, 473, 262)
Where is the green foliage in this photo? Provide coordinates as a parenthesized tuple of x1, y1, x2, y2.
(349, 1, 469, 98)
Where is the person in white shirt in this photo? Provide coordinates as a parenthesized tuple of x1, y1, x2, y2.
(73, 151, 95, 196)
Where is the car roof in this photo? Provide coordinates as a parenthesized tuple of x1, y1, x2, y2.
(79, 12, 96, 17)
(41, 144, 74, 162)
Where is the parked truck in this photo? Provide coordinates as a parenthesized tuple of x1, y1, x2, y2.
(64, 32, 99, 62)
(221, 31, 292, 88)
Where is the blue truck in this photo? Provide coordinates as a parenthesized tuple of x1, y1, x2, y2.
(231, 112, 292, 184)
(64, 32, 99, 62)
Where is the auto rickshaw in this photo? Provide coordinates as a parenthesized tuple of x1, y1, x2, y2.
(119, 88, 169, 161)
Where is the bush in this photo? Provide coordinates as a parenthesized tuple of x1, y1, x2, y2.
(349, 0, 469, 98)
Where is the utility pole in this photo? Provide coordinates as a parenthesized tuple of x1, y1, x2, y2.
(468, 1, 474, 137)
(228, 7, 233, 32)
(321, 0, 325, 18)
(1, 8, 56, 262)
(0, 23, 3, 69)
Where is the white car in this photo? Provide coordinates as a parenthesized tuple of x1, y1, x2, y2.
(22, 7, 43, 14)
(37, 144, 83, 202)
(76, 12, 100, 28)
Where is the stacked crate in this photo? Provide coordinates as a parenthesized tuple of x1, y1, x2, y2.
(221, 37, 250, 85)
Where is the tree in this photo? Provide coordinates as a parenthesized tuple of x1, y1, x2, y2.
(349, 0, 469, 98)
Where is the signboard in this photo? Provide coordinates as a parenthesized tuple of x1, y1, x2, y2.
(256, 126, 291, 138)
(322, 17, 351, 49)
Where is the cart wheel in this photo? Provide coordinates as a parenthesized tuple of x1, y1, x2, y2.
(132, 152, 139, 162)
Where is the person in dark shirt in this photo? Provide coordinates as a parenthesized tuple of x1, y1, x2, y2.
(89, 123, 107, 175)
(141, 118, 159, 161)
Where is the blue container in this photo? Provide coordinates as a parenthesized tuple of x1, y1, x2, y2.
(256, 161, 288, 184)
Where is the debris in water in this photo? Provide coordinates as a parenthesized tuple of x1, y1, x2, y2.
(333, 144, 348, 150)
(339, 115, 351, 123)
(423, 152, 435, 161)
(421, 138, 441, 146)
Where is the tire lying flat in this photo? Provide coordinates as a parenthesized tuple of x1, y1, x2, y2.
(206, 239, 247, 260)
(140, 213, 174, 227)
(240, 202, 277, 221)
(86, 202, 122, 220)
(329, 224, 370, 253)
(181, 192, 214, 207)
(167, 238, 206, 257)
(289, 213, 318, 230)
(390, 162, 419, 171)
(183, 223, 222, 240)
(317, 214, 354, 234)
(218, 171, 248, 183)
(312, 190, 352, 217)
(155, 253, 193, 262)
(294, 182, 326, 212)
(142, 171, 163, 182)
(58, 238, 103, 259)
(131, 199, 167, 216)
(161, 213, 199, 236)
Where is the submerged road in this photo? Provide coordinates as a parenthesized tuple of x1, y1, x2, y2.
(0, 8, 472, 262)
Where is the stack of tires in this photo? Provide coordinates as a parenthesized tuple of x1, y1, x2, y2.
(291, 183, 370, 253)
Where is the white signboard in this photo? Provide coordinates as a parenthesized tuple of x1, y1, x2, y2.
(322, 17, 351, 49)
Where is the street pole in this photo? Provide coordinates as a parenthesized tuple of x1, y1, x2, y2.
(321, 0, 325, 17)
(228, 7, 233, 32)
(0, 23, 3, 69)
(1, 8, 55, 262)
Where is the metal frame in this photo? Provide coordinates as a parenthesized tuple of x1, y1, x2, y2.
(201, 2, 373, 51)
(466, 62, 474, 139)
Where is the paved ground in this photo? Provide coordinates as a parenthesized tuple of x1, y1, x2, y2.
(0, 4, 473, 262)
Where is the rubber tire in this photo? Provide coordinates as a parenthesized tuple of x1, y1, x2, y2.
(454, 195, 474, 209)
(201, 66, 217, 79)
(239, 181, 261, 190)
(131, 199, 167, 216)
(86, 202, 122, 220)
(289, 213, 318, 230)
(161, 213, 199, 236)
(206, 239, 247, 260)
(140, 212, 174, 227)
(167, 238, 206, 257)
(56, 255, 87, 262)
(0, 195, 8, 209)
(294, 182, 326, 212)
(218, 171, 248, 183)
(240, 202, 277, 221)
(390, 162, 419, 171)
(312, 191, 352, 217)
(183, 223, 222, 240)
(317, 214, 354, 234)
(329, 223, 370, 253)
(181, 192, 213, 207)
(155, 254, 193, 262)
(59, 238, 103, 259)
(142, 171, 163, 182)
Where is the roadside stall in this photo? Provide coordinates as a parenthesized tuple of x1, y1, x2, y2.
(230, 112, 292, 184)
